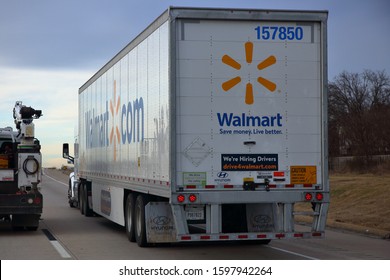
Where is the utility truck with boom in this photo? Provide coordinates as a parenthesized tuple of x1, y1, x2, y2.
(0, 101, 43, 230)
(63, 7, 329, 246)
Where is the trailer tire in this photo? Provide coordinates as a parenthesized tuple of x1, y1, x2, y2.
(222, 204, 247, 233)
(125, 193, 136, 242)
(26, 226, 39, 231)
(134, 195, 149, 247)
(258, 239, 271, 245)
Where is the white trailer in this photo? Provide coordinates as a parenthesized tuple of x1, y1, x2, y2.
(64, 7, 329, 247)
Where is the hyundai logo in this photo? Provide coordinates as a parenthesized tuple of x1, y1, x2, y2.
(217, 172, 229, 178)
(253, 215, 271, 224)
(152, 216, 171, 225)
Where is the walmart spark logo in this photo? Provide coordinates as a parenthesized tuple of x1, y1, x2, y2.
(222, 41, 277, 105)
(110, 80, 121, 161)
(84, 80, 144, 159)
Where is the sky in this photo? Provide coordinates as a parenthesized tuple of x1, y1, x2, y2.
(0, 0, 389, 168)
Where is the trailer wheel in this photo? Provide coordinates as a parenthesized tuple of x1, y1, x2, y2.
(135, 195, 149, 247)
(26, 226, 39, 231)
(257, 239, 271, 245)
(125, 193, 136, 242)
(222, 204, 247, 233)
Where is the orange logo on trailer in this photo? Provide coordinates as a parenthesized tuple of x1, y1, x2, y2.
(222, 42, 277, 105)
(110, 80, 121, 161)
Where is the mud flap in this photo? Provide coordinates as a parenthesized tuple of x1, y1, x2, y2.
(246, 203, 277, 232)
(145, 202, 177, 243)
(11, 214, 40, 230)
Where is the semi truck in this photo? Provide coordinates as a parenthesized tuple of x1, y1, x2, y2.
(63, 7, 329, 247)
(0, 101, 43, 230)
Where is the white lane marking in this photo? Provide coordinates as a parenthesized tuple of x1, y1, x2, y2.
(42, 229, 73, 259)
(267, 245, 319, 260)
(43, 173, 67, 187)
(50, 240, 72, 258)
(41, 173, 72, 258)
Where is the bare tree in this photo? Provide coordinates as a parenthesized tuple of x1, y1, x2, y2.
(328, 70, 390, 166)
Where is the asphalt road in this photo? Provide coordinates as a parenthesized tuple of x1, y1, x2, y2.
(0, 169, 389, 260)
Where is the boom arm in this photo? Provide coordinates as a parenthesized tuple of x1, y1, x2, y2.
(13, 101, 42, 143)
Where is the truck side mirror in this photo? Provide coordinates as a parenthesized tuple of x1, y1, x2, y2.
(63, 143, 69, 158)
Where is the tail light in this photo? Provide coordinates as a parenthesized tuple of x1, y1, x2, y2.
(34, 197, 42, 205)
(316, 192, 324, 201)
(305, 192, 324, 201)
(188, 194, 197, 203)
(304, 193, 313, 201)
(177, 194, 185, 203)
(177, 194, 198, 203)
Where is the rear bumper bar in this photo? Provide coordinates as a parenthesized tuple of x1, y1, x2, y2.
(0, 193, 42, 215)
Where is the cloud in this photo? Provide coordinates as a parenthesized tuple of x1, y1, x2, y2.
(0, 67, 90, 167)
(0, 0, 167, 69)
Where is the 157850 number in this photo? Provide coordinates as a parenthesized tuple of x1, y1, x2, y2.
(255, 26, 303, 41)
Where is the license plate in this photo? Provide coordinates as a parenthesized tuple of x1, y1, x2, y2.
(185, 208, 204, 220)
